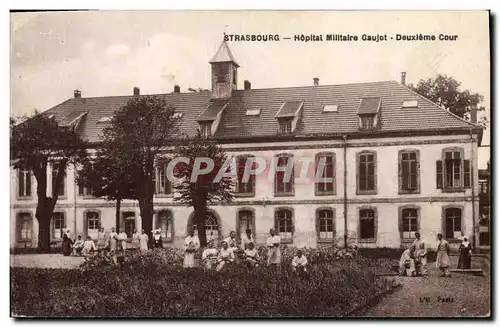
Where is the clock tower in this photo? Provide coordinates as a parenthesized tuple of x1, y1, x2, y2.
(209, 41, 239, 100)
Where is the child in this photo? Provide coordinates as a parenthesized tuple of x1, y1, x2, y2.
(81, 236, 97, 256)
(244, 242, 260, 269)
(291, 249, 308, 273)
(72, 235, 84, 256)
(202, 240, 219, 271)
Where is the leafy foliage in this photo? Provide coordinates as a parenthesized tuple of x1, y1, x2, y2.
(408, 74, 486, 126)
(10, 112, 88, 251)
(173, 132, 234, 246)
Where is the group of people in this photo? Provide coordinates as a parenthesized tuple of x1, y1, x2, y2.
(398, 232, 474, 278)
(183, 228, 308, 273)
(61, 227, 163, 257)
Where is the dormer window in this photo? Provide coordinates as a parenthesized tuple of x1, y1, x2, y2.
(402, 100, 418, 108)
(323, 105, 338, 113)
(245, 109, 261, 116)
(97, 116, 112, 124)
(200, 123, 212, 138)
(361, 116, 374, 129)
(279, 119, 292, 134)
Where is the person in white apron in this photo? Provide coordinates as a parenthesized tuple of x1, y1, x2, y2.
(139, 229, 149, 252)
(202, 240, 219, 271)
(183, 229, 200, 268)
(266, 229, 281, 271)
(109, 227, 118, 252)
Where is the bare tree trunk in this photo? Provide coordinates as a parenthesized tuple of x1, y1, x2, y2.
(193, 193, 208, 247)
(115, 198, 121, 233)
(33, 163, 55, 253)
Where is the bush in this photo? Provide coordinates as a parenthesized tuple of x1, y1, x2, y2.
(11, 245, 398, 317)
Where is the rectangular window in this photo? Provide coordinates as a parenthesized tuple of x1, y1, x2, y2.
(400, 151, 419, 192)
(157, 211, 173, 241)
(445, 208, 462, 239)
(18, 213, 32, 241)
(52, 163, 66, 197)
(274, 155, 294, 195)
(361, 116, 374, 129)
(52, 212, 66, 239)
(238, 210, 254, 241)
(401, 208, 418, 239)
(436, 160, 443, 189)
(317, 209, 335, 240)
(444, 151, 462, 188)
(86, 212, 100, 239)
(275, 209, 293, 242)
(358, 153, 376, 193)
(200, 123, 211, 137)
(236, 156, 255, 195)
(315, 154, 335, 194)
(279, 120, 292, 134)
(155, 166, 172, 195)
(18, 169, 31, 197)
(359, 209, 376, 240)
(123, 212, 136, 238)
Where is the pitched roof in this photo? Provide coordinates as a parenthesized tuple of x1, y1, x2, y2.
(197, 101, 228, 122)
(43, 80, 480, 144)
(358, 97, 381, 115)
(209, 41, 240, 67)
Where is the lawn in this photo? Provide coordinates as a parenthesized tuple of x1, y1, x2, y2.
(11, 247, 400, 317)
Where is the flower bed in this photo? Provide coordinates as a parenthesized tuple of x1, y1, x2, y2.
(11, 246, 399, 317)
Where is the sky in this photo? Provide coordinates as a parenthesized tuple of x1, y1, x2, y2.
(10, 10, 490, 168)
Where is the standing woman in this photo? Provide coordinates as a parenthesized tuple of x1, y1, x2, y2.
(266, 229, 281, 270)
(109, 227, 118, 252)
(97, 228, 107, 253)
(436, 233, 451, 277)
(183, 228, 200, 268)
(153, 229, 163, 249)
(458, 236, 473, 269)
(132, 229, 140, 251)
(139, 229, 149, 252)
(61, 232, 73, 256)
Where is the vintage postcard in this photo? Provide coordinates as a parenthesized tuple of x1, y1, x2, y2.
(10, 10, 491, 318)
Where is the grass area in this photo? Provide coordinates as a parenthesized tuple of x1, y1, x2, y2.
(11, 248, 399, 317)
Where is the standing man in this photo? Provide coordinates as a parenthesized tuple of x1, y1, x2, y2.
(436, 233, 451, 277)
(412, 232, 427, 276)
(266, 228, 281, 271)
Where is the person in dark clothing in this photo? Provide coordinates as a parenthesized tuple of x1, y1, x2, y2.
(458, 236, 473, 269)
(62, 233, 73, 256)
(152, 229, 163, 249)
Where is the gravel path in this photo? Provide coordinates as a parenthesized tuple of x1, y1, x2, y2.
(357, 256, 491, 318)
(10, 254, 85, 269)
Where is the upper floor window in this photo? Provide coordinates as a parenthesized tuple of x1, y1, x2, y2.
(153, 164, 172, 195)
(52, 163, 66, 197)
(235, 155, 255, 196)
(279, 119, 292, 134)
(274, 154, 294, 196)
(200, 123, 212, 138)
(315, 153, 335, 195)
(361, 116, 375, 129)
(18, 169, 31, 198)
(436, 148, 470, 190)
(357, 151, 377, 194)
(317, 208, 335, 242)
(275, 208, 294, 243)
(399, 150, 420, 193)
(52, 212, 66, 239)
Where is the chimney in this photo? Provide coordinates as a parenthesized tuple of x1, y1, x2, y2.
(133, 87, 140, 96)
(174, 85, 180, 93)
(313, 77, 319, 86)
(400, 72, 407, 86)
(470, 102, 478, 123)
(74, 90, 81, 98)
(244, 80, 251, 91)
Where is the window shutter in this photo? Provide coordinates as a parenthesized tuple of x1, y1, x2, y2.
(463, 160, 471, 188)
(436, 161, 443, 189)
(152, 168, 157, 194)
(26, 171, 31, 196)
(398, 153, 402, 192)
(315, 212, 320, 239)
(18, 170, 24, 196)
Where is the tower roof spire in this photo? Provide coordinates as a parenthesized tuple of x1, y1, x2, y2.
(209, 41, 240, 67)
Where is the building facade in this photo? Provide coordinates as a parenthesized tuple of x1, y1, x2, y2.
(10, 41, 483, 250)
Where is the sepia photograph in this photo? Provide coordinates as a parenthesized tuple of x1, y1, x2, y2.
(9, 10, 491, 318)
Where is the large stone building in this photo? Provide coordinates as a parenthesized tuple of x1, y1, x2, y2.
(11, 41, 484, 250)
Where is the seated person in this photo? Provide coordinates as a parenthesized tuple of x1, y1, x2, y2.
(81, 236, 97, 256)
(216, 241, 235, 272)
(202, 240, 219, 271)
(244, 242, 260, 268)
(72, 235, 85, 256)
(399, 245, 416, 277)
(291, 249, 308, 273)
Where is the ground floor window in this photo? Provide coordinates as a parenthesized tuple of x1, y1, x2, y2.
(317, 208, 335, 241)
(156, 210, 173, 241)
(17, 213, 33, 242)
(52, 212, 66, 239)
(237, 210, 254, 241)
(401, 208, 418, 240)
(122, 212, 136, 238)
(192, 212, 220, 243)
(359, 208, 376, 241)
(86, 211, 100, 239)
(445, 207, 462, 239)
(275, 208, 294, 242)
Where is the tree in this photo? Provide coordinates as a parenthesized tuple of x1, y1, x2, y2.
(76, 138, 138, 233)
(173, 132, 234, 247)
(103, 95, 179, 234)
(10, 112, 87, 251)
(409, 74, 487, 127)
